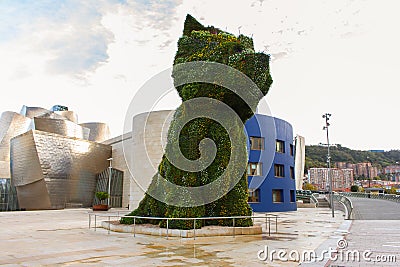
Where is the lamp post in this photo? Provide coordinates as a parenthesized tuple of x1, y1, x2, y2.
(322, 113, 334, 218)
(107, 158, 113, 207)
(366, 156, 371, 189)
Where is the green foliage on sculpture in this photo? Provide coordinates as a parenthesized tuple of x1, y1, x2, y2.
(121, 14, 273, 229)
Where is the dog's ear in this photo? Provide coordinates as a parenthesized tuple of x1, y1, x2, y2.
(183, 14, 206, 36)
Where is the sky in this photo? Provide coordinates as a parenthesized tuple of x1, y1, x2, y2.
(1, 0, 400, 151)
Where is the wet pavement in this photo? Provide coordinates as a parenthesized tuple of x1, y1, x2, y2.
(0, 208, 347, 266)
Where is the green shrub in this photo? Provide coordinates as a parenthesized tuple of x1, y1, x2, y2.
(95, 191, 109, 202)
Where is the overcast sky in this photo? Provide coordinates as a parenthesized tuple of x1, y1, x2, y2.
(1, 0, 399, 151)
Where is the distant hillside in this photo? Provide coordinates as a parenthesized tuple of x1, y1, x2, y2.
(305, 145, 400, 170)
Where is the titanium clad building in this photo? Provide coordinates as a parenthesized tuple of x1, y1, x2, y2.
(0, 105, 114, 211)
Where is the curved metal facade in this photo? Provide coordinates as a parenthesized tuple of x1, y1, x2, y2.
(55, 111, 78, 123)
(10, 130, 111, 210)
(79, 122, 110, 143)
(0, 112, 32, 163)
(34, 117, 90, 140)
(245, 114, 297, 212)
(0, 105, 112, 210)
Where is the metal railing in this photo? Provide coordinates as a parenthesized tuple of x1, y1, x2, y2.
(326, 193, 353, 219)
(88, 213, 279, 240)
(296, 192, 318, 206)
(340, 192, 400, 203)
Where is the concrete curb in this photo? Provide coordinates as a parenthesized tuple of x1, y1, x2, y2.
(101, 221, 263, 238)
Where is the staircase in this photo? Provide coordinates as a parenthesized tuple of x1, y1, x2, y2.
(317, 197, 330, 208)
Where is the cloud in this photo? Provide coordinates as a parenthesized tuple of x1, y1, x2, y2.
(0, 0, 121, 77)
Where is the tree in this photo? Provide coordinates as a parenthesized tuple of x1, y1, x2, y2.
(95, 191, 109, 204)
(303, 183, 317, 191)
(350, 185, 359, 192)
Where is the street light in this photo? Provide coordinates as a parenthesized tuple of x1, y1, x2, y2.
(107, 158, 113, 207)
(322, 113, 334, 218)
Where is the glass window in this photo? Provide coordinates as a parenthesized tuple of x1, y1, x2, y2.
(290, 144, 294, 156)
(274, 164, 285, 177)
(250, 137, 264, 150)
(272, 189, 284, 203)
(276, 140, 285, 153)
(248, 162, 262, 176)
(248, 189, 260, 202)
(290, 167, 295, 179)
(290, 190, 296, 202)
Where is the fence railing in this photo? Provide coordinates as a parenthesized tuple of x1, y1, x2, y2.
(88, 213, 279, 240)
(296, 192, 318, 205)
(326, 193, 353, 219)
(340, 192, 400, 203)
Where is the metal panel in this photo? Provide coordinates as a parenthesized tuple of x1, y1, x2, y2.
(0, 111, 32, 162)
(33, 117, 90, 140)
(10, 130, 112, 210)
(79, 122, 110, 142)
(10, 131, 43, 187)
(20, 106, 51, 118)
(55, 111, 78, 123)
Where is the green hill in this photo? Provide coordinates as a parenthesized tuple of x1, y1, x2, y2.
(305, 144, 400, 170)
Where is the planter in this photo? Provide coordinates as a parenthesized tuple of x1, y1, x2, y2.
(92, 204, 109, 211)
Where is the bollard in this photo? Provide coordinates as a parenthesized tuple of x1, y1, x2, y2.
(88, 214, 91, 229)
(275, 216, 278, 233)
(94, 215, 97, 231)
(133, 217, 136, 237)
(166, 219, 169, 240)
(268, 217, 271, 236)
(193, 219, 196, 240)
(233, 218, 235, 238)
(108, 216, 110, 235)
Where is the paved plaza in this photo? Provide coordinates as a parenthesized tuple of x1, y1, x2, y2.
(1, 208, 347, 266)
(1, 204, 398, 266)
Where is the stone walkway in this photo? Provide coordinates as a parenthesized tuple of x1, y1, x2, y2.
(0, 208, 347, 266)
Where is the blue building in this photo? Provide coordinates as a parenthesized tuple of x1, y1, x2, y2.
(245, 114, 297, 212)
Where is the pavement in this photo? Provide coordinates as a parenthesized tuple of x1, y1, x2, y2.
(349, 197, 400, 220)
(0, 207, 349, 266)
(2, 204, 398, 266)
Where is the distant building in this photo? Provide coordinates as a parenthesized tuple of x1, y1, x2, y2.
(383, 165, 400, 182)
(335, 162, 378, 179)
(294, 135, 306, 191)
(308, 168, 354, 192)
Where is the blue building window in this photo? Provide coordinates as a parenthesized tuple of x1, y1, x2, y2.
(248, 162, 262, 176)
(248, 189, 260, 203)
(276, 140, 285, 153)
(250, 137, 264, 150)
(290, 166, 295, 179)
(272, 189, 284, 203)
(290, 144, 294, 156)
(274, 164, 285, 177)
(290, 190, 296, 202)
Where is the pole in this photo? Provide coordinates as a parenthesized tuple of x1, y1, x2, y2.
(323, 113, 334, 218)
(107, 158, 113, 207)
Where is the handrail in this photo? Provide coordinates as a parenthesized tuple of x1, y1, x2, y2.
(340, 192, 400, 203)
(326, 193, 353, 220)
(88, 213, 279, 239)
